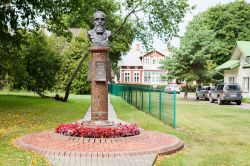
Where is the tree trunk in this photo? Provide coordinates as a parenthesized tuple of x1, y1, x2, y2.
(35, 90, 51, 99)
(62, 50, 90, 102)
(184, 84, 189, 100)
(196, 81, 201, 91)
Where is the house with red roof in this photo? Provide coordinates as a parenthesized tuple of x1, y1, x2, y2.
(118, 44, 171, 85)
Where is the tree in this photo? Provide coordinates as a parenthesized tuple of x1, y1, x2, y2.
(0, 0, 74, 54)
(52, 29, 91, 95)
(162, 15, 218, 98)
(8, 31, 61, 97)
(1, 0, 191, 101)
(59, 0, 191, 43)
(202, 1, 250, 65)
(162, 1, 250, 99)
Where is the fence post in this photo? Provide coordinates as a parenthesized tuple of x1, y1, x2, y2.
(159, 90, 162, 120)
(174, 90, 177, 128)
(127, 87, 129, 102)
(136, 87, 137, 108)
(141, 88, 144, 111)
(131, 87, 133, 104)
(149, 88, 151, 113)
(123, 86, 125, 99)
(129, 87, 131, 103)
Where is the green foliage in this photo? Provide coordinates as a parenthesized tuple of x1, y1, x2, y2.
(122, 0, 190, 45)
(1, 0, 191, 97)
(204, 1, 250, 65)
(52, 29, 91, 94)
(8, 31, 61, 93)
(0, 0, 74, 60)
(162, 15, 216, 86)
(179, 84, 196, 92)
(194, 1, 250, 65)
(162, 1, 250, 87)
(242, 97, 250, 103)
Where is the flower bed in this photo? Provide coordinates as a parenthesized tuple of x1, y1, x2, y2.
(55, 123, 140, 138)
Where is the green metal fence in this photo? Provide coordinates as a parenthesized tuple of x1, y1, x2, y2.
(108, 84, 177, 128)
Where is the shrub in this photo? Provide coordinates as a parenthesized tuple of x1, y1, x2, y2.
(242, 98, 250, 103)
(179, 84, 196, 92)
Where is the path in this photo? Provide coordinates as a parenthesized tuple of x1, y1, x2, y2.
(79, 98, 126, 124)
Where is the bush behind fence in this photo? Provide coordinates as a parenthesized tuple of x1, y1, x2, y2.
(108, 84, 177, 128)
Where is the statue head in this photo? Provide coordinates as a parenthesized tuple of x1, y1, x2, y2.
(93, 11, 106, 34)
(88, 11, 111, 47)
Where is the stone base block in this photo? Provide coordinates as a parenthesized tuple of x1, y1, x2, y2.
(83, 120, 115, 128)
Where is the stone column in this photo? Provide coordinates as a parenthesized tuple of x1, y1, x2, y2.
(91, 47, 109, 120)
(85, 47, 113, 127)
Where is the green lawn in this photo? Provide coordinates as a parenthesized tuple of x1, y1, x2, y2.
(0, 92, 90, 165)
(122, 90, 175, 127)
(110, 95, 250, 166)
(0, 92, 250, 165)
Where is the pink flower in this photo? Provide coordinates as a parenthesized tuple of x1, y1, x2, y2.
(55, 123, 140, 138)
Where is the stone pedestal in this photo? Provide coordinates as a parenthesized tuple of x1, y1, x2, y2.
(85, 47, 113, 127)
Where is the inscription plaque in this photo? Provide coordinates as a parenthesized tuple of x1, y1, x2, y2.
(95, 61, 106, 81)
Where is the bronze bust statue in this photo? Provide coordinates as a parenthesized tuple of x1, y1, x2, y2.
(88, 11, 111, 47)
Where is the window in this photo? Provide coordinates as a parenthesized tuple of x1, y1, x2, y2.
(152, 58, 157, 64)
(145, 57, 150, 64)
(158, 59, 163, 64)
(245, 57, 250, 64)
(225, 85, 241, 90)
(151, 72, 160, 83)
(124, 72, 130, 82)
(229, 77, 234, 83)
(243, 77, 249, 92)
(144, 72, 150, 82)
(217, 84, 224, 90)
(133, 72, 140, 83)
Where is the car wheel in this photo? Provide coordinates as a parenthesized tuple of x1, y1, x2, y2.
(236, 100, 241, 105)
(218, 97, 223, 105)
(196, 94, 199, 100)
(209, 96, 214, 103)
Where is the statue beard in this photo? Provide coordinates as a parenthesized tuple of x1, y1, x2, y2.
(95, 25, 105, 34)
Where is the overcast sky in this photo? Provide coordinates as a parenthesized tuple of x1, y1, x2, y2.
(153, 0, 250, 50)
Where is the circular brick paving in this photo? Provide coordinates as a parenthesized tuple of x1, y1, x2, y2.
(15, 131, 184, 158)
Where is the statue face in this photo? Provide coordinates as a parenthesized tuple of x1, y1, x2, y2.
(93, 12, 106, 33)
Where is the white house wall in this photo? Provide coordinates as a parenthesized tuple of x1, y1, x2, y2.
(224, 68, 239, 83)
(239, 55, 250, 98)
(224, 54, 250, 98)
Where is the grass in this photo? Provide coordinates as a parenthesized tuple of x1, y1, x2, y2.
(0, 92, 90, 165)
(123, 90, 175, 127)
(110, 95, 250, 166)
(1, 91, 250, 165)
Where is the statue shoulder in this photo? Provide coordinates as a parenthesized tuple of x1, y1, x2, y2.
(88, 29, 95, 36)
(105, 30, 111, 36)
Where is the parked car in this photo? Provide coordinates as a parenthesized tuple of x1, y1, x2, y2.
(196, 86, 214, 100)
(209, 83, 242, 105)
(165, 84, 180, 94)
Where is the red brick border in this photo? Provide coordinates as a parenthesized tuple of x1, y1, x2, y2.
(15, 131, 184, 158)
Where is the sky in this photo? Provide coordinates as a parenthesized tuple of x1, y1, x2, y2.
(152, 0, 250, 50)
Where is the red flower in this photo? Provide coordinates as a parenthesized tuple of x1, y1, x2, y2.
(55, 123, 140, 138)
